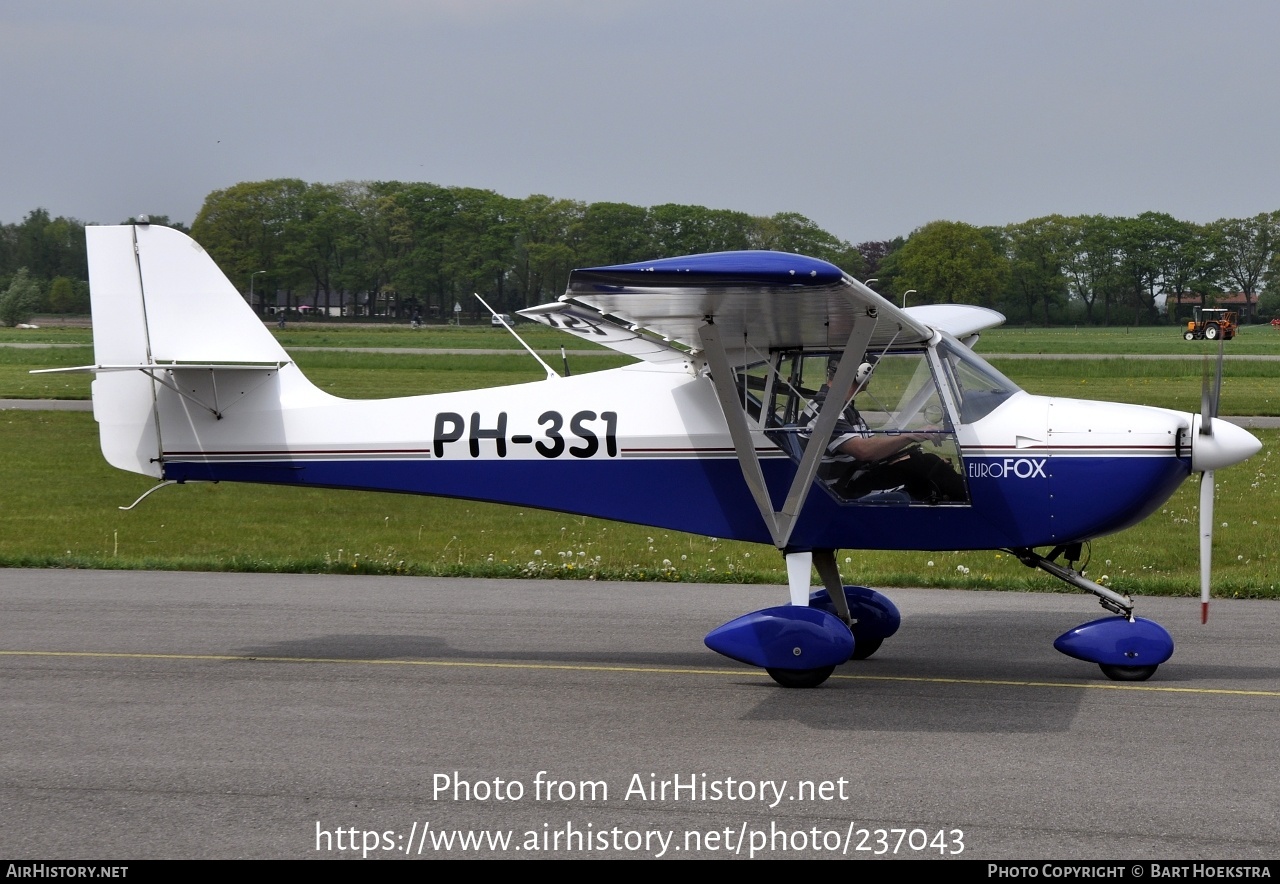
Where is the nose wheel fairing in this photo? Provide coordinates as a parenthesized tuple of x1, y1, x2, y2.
(1054, 616, 1174, 682)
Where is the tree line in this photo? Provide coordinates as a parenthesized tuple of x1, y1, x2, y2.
(3, 181, 1278, 326)
(0, 209, 186, 322)
(187, 179, 865, 321)
(887, 213, 1280, 326)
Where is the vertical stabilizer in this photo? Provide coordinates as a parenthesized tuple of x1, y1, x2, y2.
(133, 224, 289, 364)
(86, 224, 295, 478)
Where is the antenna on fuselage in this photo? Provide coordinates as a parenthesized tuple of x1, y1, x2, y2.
(474, 293, 559, 380)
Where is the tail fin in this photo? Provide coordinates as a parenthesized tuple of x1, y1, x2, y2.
(86, 224, 294, 478)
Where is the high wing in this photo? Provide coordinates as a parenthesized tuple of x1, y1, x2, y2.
(901, 304, 1005, 342)
(517, 302, 690, 365)
(554, 251, 934, 353)
(522, 251, 1004, 559)
(521, 251, 1009, 362)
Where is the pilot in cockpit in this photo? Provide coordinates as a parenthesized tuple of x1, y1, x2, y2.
(806, 357, 966, 503)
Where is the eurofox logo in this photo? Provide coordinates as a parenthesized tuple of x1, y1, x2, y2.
(967, 458, 1048, 479)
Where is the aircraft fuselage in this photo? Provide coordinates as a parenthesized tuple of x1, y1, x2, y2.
(155, 361, 1196, 551)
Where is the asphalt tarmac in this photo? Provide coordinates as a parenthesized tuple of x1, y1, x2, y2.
(2, 569, 1277, 860)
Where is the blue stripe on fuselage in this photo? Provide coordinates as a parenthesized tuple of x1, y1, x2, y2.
(162, 452, 1190, 551)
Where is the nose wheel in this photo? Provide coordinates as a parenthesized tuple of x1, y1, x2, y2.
(1099, 663, 1158, 682)
(766, 666, 836, 689)
(849, 636, 883, 660)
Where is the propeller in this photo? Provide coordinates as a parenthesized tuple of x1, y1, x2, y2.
(1198, 341, 1220, 623)
(1191, 336, 1260, 623)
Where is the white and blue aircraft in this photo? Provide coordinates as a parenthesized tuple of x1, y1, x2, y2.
(55, 222, 1262, 687)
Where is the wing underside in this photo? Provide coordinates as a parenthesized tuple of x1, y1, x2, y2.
(523, 252, 954, 361)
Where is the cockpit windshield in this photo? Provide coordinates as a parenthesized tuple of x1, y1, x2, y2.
(935, 335, 1020, 424)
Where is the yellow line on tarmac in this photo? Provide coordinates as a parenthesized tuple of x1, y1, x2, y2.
(2, 649, 1277, 697)
(827, 672, 1280, 697)
(0, 649, 744, 677)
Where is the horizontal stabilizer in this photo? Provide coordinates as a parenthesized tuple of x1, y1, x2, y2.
(33, 361, 289, 375)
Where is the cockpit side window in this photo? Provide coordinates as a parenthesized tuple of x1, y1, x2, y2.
(760, 349, 970, 506)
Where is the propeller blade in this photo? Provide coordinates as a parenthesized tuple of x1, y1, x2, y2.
(1197, 338, 1232, 623)
(1199, 470, 1214, 624)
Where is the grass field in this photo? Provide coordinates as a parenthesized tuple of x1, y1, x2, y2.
(7, 317, 1280, 352)
(0, 321, 603, 351)
(0, 346, 631, 400)
(1, 410, 1276, 598)
(4, 343, 1277, 413)
(3, 319, 1276, 598)
(980, 324, 1280, 356)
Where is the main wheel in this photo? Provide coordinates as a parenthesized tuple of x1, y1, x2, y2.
(1184, 331, 1196, 341)
(766, 666, 835, 688)
(1099, 663, 1158, 682)
(848, 636, 884, 660)
(1205, 324, 1220, 340)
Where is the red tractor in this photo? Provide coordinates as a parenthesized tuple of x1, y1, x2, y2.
(1184, 307, 1238, 341)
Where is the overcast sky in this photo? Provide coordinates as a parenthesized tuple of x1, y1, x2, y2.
(4, 0, 1278, 245)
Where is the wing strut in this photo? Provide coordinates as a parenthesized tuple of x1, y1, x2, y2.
(698, 314, 878, 552)
(475, 293, 559, 380)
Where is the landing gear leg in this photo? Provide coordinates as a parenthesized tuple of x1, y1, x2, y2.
(813, 549, 891, 660)
(1011, 545, 1133, 617)
(812, 550, 851, 623)
(785, 550, 814, 608)
(1010, 546, 1173, 680)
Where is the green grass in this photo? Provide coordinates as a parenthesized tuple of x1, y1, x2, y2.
(980, 324, 1280, 355)
(1, 410, 1276, 598)
(989, 357, 1280, 415)
(0, 325, 92, 344)
(273, 321, 610, 351)
(0, 346, 94, 398)
(8, 318, 1280, 353)
(0, 348, 628, 400)
(6, 344, 1278, 415)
